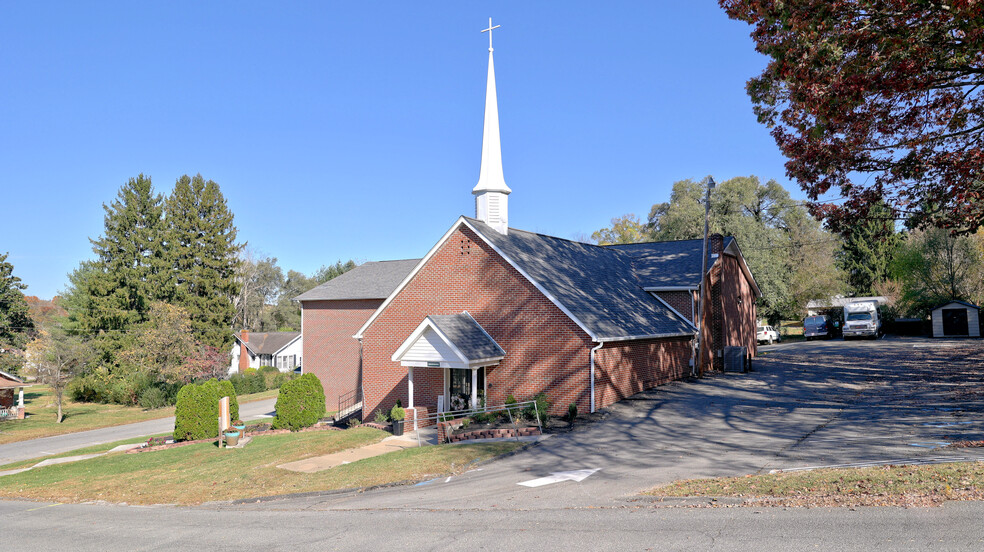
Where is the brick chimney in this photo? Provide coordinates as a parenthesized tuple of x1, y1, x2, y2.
(238, 331, 250, 372)
(710, 233, 725, 256)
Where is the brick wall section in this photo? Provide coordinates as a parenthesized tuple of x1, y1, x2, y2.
(698, 246, 758, 373)
(593, 337, 693, 407)
(653, 291, 695, 324)
(301, 298, 382, 411)
(362, 225, 594, 419)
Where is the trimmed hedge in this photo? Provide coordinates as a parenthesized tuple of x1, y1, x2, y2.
(173, 378, 239, 441)
(174, 382, 219, 441)
(272, 373, 326, 431)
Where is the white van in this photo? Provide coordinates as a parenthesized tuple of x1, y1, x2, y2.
(843, 301, 880, 339)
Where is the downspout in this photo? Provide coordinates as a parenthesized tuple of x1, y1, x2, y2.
(590, 342, 604, 413)
(358, 337, 365, 422)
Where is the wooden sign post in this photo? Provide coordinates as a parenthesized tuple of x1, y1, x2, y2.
(219, 396, 230, 447)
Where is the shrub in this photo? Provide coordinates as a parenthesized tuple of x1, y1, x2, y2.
(373, 409, 390, 424)
(229, 373, 248, 395)
(272, 373, 326, 431)
(246, 371, 266, 394)
(347, 418, 362, 428)
(271, 372, 294, 389)
(390, 404, 405, 422)
(138, 387, 168, 410)
(567, 402, 578, 423)
(522, 393, 550, 425)
(173, 382, 220, 441)
(258, 365, 278, 375)
(69, 375, 105, 403)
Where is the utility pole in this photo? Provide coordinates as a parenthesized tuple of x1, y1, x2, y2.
(694, 176, 716, 377)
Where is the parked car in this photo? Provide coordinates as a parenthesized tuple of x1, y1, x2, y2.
(756, 325, 781, 345)
(803, 315, 832, 340)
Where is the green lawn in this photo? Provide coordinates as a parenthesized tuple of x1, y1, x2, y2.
(0, 427, 522, 505)
(645, 462, 984, 507)
(0, 385, 279, 445)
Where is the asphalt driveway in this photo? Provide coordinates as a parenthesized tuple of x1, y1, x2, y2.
(225, 336, 984, 512)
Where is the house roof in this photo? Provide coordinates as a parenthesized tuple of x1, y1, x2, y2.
(357, 216, 759, 342)
(295, 259, 420, 301)
(234, 332, 301, 356)
(0, 370, 25, 389)
(460, 218, 697, 341)
(931, 300, 980, 311)
(606, 237, 734, 289)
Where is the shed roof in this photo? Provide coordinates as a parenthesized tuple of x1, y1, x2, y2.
(931, 300, 981, 311)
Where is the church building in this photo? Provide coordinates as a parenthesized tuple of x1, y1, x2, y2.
(299, 23, 760, 426)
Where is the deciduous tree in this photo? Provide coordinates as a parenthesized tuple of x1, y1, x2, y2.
(721, 0, 984, 232)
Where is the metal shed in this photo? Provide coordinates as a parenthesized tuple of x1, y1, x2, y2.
(930, 300, 981, 338)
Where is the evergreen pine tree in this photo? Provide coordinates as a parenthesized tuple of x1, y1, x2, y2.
(0, 252, 34, 374)
(165, 174, 242, 349)
(65, 175, 167, 360)
(837, 202, 902, 296)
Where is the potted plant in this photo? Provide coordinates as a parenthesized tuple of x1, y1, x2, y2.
(224, 429, 241, 447)
(232, 419, 246, 434)
(390, 404, 406, 436)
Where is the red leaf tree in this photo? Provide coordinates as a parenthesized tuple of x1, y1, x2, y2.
(721, 0, 984, 232)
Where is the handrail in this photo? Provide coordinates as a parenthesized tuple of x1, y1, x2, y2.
(337, 388, 362, 420)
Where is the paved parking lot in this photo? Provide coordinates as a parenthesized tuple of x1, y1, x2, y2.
(226, 336, 984, 512)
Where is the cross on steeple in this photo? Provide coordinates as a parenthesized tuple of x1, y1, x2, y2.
(481, 17, 500, 52)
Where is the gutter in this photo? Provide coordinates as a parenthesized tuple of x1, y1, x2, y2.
(589, 342, 604, 413)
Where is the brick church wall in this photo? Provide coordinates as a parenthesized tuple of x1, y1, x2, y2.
(301, 299, 382, 410)
(593, 337, 693, 407)
(362, 225, 594, 420)
(652, 291, 695, 324)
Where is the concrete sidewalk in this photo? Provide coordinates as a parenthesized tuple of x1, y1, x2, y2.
(277, 428, 439, 473)
(276, 428, 543, 474)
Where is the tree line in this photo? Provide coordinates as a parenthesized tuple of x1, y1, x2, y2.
(0, 174, 355, 418)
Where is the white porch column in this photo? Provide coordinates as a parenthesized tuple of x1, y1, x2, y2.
(408, 366, 414, 409)
(470, 368, 478, 411)
(18, 388, 24, 408)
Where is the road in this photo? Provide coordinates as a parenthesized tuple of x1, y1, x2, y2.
(0, 398, 277, 465)
(2, 498, 982, 551)
(3, 337, 984, 549)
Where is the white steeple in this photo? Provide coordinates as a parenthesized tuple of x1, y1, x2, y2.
(473, 17, 511, 235)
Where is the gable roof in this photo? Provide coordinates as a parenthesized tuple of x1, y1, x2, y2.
(234, 332, 301, 356)
(931, 300, 980, 311)
(391, 312, 506, 368)
(357, 217, 713, 342)
(295, 259, 420, 302)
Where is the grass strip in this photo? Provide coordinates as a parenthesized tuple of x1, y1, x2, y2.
(0, 427, 521, 505)
(645, 461, 984, 507)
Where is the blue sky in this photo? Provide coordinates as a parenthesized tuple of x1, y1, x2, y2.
(1, 2, 798, 299)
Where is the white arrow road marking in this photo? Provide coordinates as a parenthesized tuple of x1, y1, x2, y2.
(518, 468, 600, 488)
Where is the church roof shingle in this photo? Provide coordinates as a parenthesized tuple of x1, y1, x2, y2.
(295, 259, 420, 302)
